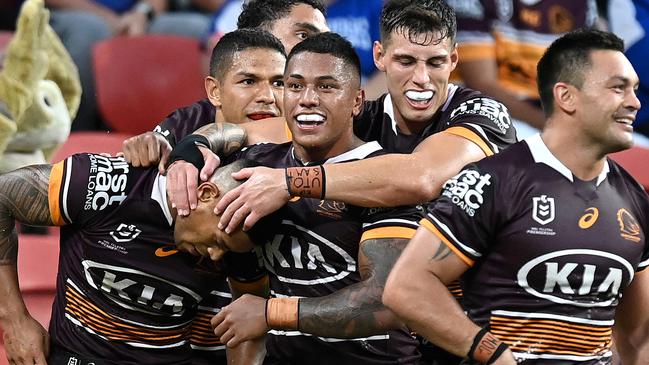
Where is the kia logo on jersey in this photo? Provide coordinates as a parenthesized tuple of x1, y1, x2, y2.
(532, 195, 555, 225)
(516, 249, 634, 307)
(82, 260, 202, 316)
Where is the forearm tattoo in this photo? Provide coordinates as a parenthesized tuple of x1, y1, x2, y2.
(285, 166, 325, 199)
(195, 123, 246, 157)
(0, 165, 53, 264)
(298, 238, 408, 338)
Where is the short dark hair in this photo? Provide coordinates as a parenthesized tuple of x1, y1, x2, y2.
(537, 28, 625, 116)
(380, 0, 456, 46)
(209, 28, 286, 80)
(287, 32, 361, 87)
(209, 159, 260, 192)
(237, 0, 326, 30)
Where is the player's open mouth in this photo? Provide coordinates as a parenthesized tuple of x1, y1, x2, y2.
(295, 113, 326, 128)
(248, 113, 277, 121)
(405, 90, 434, 108)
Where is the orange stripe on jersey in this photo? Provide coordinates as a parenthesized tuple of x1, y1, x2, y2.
(458, 43, 496, 62)
(65, 285, 190, 344)
(443, 127, 494, 157)
(229, 275, 268, 295)
(419, 219, 475, 267)
(48, 160, 67, 226)
(490, 315, 612, 356)
(446, 280, 463, 298)
(360, 226, 416, 242)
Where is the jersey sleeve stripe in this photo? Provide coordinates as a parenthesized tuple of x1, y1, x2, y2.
(443, 126, 494, 156)
(48, 159, 68, 226)
(419, 218, 475, 267)
(637, 257, 649, 272)
(360, 226, 416, 242)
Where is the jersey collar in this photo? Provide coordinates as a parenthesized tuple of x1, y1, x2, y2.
(525, 133, 610, 186)
(385, 83, 459, 136)
(152, 174, 174, 226)
(290, 141, 383, 166)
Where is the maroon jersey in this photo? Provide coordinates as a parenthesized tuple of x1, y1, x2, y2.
(47, 154, 260, 364)
(354, 85, 516, 154)
(155, 98, 216, 146)
(422, 135, 649, 363)
(235, 142, 422, 364)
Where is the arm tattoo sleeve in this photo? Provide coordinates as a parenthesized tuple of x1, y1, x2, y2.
(195, 123, 246, 157)
(298, 238, 408, 338)
(0, 165, 54, 265)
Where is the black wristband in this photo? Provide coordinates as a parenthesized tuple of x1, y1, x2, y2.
(167, 134, 210, 171)
(486, 343, 509, 365)
(468, 327, 508, 364)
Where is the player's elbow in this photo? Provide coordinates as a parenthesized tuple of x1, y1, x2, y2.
(382, 272, 408, 318)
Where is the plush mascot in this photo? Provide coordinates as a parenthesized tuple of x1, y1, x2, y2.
(0, 0, 81, 172)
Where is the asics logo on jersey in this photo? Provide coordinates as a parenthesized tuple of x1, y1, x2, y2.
(449, 97, 511, 134)
(532, 195, 555, 225)
(617, 208, 641, 243)
(110, 223, 141, 243)
(517, 249, 634, 307)
(442, 169, 492, 217)
(82, 260, 201, 316)
(578, 207, 599, 229)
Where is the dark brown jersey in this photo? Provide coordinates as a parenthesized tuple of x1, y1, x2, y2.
(232, 142, 422, 364)
(353, 85, 517, 154)
(422, 135, 649, 363)
(47, 154, 261, 364)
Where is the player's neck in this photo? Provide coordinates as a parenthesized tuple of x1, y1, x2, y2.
(293, 132, 365, 163)
(540, 125, 608, 182)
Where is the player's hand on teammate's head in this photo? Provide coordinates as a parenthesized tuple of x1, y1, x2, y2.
(166, 146, 220, 216)
(122, 131, 172, 170)
(215, 167, 290, 233)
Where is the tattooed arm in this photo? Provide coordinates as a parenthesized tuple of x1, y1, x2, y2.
(213, 237, 410, 346)
(0, 165, 54, 364)
(297, 237, 407, 337)
(382, 227, 516, 364)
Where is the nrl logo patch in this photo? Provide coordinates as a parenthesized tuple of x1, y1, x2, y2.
(110, 223, 142, 243)
(532, 195, 555, 225)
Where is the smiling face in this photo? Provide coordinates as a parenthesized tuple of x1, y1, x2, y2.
(283, 51, 364, 162)
(374, 31, 458, 133)
(206, 47, 286, 124)
(572, 50, 641, 153)
(268, 3, 329, 53)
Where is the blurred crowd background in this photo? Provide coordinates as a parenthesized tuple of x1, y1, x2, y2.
(1, 0, 648, 140)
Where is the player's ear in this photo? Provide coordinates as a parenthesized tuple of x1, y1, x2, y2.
(373, 41, 386, 72)
(352, 89, 365, 117)
(205, 76, 222, 108)
(197, 182, 220, 202)
(554, 82, 576, 114)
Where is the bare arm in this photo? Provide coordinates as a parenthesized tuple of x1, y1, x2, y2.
(223, 277, 268, 365)
(212, 237, 409, 346)
(0, 165, 54, 364)
(321, 132, 486, 206)
(297, 237, 406, 338)
(382, 227, 515, 364)
(458, 59, 545, 130)
(195, 117, 289, 153)
(614, 270, 649, 364)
